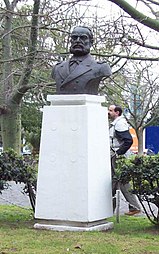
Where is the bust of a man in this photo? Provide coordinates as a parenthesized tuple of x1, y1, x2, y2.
(52, 26, 111, 95)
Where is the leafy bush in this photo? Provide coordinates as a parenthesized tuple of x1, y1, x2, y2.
(0, 149, 37, 211)
(116, 154, 159, 225)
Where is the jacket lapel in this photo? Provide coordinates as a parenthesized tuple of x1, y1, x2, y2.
(57, 61, 70, 80)
(60, 55, 93, 87)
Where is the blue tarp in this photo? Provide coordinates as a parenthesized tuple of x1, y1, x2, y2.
(145, 126, 159, 154)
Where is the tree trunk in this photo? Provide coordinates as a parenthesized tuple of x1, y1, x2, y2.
(136, 127, 144, 154)
(1, 106, 21, 154)
(0, 0, 40, 154)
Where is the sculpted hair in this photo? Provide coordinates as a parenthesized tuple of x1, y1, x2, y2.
(72, 26, 93, 43)
(114, 105, 122, 116)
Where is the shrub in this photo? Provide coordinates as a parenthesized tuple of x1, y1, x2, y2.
(116, 154, 159, 225)
(0, 149, 37, 211)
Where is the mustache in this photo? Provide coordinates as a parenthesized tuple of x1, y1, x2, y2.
(72, 43, 84, 47)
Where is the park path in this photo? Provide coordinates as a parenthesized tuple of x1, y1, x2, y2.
(0, 181, 30, 207)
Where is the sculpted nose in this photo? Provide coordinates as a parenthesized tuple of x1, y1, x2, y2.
(76, 36, 80, 42)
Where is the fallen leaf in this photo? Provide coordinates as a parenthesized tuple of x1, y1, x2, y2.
(74, 244, 82, 249)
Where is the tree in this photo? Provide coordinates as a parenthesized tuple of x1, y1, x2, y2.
(0, 0, 90, 153)
(94, 0, 159, 153)
(1, 0, 40, 153)
(108, 0, 159, 32)
(103, 61, 159, 153)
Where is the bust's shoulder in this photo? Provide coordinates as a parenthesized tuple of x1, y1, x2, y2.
(52, 60, 69, 73)
(95, 60, 111, 76)
(56, 61, 62, 65)
(90, 57, 108, 66)
(88, 56, 105, 65)
(55, 59, 68, 66)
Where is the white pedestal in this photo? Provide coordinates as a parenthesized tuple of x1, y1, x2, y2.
(34, 95, 113, 231)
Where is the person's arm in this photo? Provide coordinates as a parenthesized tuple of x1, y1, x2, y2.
(115, 130, 133, 155)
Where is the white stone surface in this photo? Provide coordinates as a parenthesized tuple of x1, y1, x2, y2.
(47, 94, 105, 105)
(35, 95, 113, 228)
(34, 221, 114, 232)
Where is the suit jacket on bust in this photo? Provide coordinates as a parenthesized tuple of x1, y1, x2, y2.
(52, 54, 111, 95)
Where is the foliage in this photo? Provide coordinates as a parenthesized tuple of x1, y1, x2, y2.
(0, 149, 37, 211)
(21, 96, 43, 154)
(21, 101, 42, 134)
(116, 154, 159, 225)
(1, 205, 159, 254)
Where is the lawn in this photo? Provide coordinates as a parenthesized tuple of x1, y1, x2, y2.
(0, 205, 159, 254)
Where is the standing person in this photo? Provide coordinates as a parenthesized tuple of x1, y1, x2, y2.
(108, 105, 141, 215)
(52, 26, 111, 95)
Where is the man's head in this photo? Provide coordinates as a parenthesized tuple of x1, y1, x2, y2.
(108, 105, 122, 120)
(70, 26, 93, 56)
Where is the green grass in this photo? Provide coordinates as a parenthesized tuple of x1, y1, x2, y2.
(0, 205, 159, 254)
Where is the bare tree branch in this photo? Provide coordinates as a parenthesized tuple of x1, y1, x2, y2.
(11, 0, 40, 104)
(108, 0, 159, 32)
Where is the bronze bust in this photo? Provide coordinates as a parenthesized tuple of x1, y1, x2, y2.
(52, 26, 111, 95)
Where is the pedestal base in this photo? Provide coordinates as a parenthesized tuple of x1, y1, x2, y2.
(34, 221, 113, 232)
(35, 95, 113, 231)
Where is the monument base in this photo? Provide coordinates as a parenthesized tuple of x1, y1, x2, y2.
(35, 95, 113, 232)
(34, 220, 113, 232)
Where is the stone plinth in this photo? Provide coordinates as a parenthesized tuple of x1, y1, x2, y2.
(34, 94, 113, 231)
